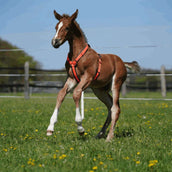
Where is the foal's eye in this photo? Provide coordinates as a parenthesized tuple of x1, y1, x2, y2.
(66, 27, 69, 31)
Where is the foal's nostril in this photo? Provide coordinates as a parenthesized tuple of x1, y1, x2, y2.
(52, 39, 60, 48)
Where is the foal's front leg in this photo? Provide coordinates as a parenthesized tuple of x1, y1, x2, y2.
(73, 77, 91, 135)
(47, 78, 76, 136)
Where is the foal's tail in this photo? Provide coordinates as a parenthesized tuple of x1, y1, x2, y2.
(124, 61, 140, 73)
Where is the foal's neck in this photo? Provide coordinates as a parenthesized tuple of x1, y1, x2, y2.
(68, 23, 87, 60)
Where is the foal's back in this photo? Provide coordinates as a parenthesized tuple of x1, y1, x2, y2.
(90, 52, 127, 89)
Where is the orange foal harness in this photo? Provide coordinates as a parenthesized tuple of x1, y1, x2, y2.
(67, 44, 102, 83)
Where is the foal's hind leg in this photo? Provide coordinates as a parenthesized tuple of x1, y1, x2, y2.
(92, 87, 112, 139)
(106, 75, 124, 142)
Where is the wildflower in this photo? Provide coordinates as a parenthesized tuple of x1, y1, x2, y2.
(53, 154, 57, 159)
(35, 129, 38, 132)
(84, 132, 88, 136)
(148, 160, 158, 167)
(59, 154, 67, 160)
(123, 156, 129, 160)
(70, 147, 74, 151)
(3, 148, 8, 152)
(136, 161, 140, 164)
(81, 154, 85, 157)
(137, 152, 140, 155)
(27, 158, 35, 166)
(35, 110, 39, 114)
(39, 164, 43, 167)
(1, 133, 3, 136)
(104, 165, 107, 169)
(92, 166, 98, 170)
(93, 158, 96, 161)
(99, 161, 103, 165)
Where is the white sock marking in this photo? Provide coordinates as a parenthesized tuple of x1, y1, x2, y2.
(47, 107, 58, 132)
(75, 108, 82, 123)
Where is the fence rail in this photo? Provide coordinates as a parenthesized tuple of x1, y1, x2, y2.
(0, 62, 172, 99)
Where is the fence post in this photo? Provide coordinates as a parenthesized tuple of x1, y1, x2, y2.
(24, 61, 30, 99)
(122, 81, 127, 97)
(160, 65, 166, 97)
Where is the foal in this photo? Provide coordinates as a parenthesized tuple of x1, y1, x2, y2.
(47, 9, 140, 141)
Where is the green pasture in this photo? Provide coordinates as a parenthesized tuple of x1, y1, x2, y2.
(0, 93, 171, 172)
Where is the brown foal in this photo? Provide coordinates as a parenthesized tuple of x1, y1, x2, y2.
(47, 9, 140, 141)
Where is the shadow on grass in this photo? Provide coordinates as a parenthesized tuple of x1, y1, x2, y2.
(114, 127, 135, 138)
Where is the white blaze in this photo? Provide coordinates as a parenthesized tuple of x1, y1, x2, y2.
(54, 21, 63, 39)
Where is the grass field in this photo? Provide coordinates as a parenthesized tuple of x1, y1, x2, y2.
(0, 92, 172, 172)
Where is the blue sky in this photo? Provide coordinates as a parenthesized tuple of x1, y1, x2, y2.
(0, 0, 172, 69)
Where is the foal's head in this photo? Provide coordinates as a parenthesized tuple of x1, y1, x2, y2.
(52, 9, 78, 48)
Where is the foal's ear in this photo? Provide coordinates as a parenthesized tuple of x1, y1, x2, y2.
(54, 10, 62, 20)
(70, 9, 78, 22)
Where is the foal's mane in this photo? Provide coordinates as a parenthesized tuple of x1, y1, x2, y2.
(62, 14, 88, 43)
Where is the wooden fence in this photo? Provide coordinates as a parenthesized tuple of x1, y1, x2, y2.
(0, 62, 172, 99)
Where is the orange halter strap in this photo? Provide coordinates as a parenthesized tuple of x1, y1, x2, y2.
(67, 44, 102, 83)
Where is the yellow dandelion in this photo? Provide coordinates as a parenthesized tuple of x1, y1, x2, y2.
(99, 161, 103, 165)
(53, 154, 57, 159)
(136, 161, 140, 164)
(38, 164, 43, 167)
(81, 154, 85, 157)
(35, 110, 39, 114)
(84, 132, 88, 136)
(123, 156, 129, 160)
(93, 158, 96, 161)
(3, 148, 8, 152)
(35, 129, 38, 132)
(148, 160, 158, 167)
(70, 147, 74, 151)
(137, 152, 140, 155)
(104, 165, 107, 168)
(59, 154, 67, 160)
(92, 166, 98, 170)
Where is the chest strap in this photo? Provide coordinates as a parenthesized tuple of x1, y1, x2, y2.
(67, 44, 102, 82)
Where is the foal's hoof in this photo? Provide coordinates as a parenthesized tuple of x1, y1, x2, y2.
(47, 130, 53, 136)
(77, 126, 85, 136)
(95, 132, 105, 139)
(79, 131, 85, 136)
(106, 135, 114, 142)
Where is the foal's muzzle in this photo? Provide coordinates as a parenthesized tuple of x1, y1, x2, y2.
(52, 38, 61, 48)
